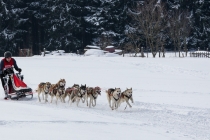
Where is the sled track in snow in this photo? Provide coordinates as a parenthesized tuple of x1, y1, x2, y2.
(11, 94, 210, 140)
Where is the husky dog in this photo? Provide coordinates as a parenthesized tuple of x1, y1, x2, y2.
(118, 88, 134, 109)
(106, 88, 121, 110)
(86, 86, 101, 108)
(49, 79, 66, 104)
(79, 84, 87, 102)
(37, 82, 52, 103)
(66, 84, 87, 106)
(72, 84, 80, 88)
(65, 84, 80, 103)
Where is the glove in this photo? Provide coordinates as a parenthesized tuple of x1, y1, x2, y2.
(2, 70, 6, 75)
(18, 68, 22, 73)
(4, 69, 13, 74)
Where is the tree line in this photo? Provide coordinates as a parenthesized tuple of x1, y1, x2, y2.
(0, 0, 209, 57)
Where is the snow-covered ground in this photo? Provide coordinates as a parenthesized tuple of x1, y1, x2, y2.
(0, 53, 209, 140)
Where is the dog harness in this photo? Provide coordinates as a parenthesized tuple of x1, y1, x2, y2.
(91, 93, 97, 100)
(121, 92, 132, 99)
(113, 96, 119, 101)
(58, 86, 65, 96)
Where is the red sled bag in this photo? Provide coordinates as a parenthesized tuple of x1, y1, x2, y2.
(12, 74, 27, 88)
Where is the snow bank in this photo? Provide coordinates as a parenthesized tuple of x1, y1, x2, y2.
(84, 49, 104, 56)
(41, 50, 66, 56)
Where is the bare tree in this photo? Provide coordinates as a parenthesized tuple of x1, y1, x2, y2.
(125, 31, 142, 57)
(97, 34, 113, 50)
(168, 10, 191, 57)
(130, 0, 167, 58)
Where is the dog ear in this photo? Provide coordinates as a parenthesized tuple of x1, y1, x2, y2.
(131, 87, 132, 90)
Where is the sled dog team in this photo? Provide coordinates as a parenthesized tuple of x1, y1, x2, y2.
(37, 79, 134, 110)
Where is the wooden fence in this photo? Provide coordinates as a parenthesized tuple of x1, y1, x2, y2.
(19, 48, 33, 57)
(190, 52, 210, 58)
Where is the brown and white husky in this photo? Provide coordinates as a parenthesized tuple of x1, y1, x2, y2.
(106, 88, 121, 110)
(86, 86, 101, 108)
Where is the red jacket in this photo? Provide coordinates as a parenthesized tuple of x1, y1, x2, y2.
(0, 58, 19, 73)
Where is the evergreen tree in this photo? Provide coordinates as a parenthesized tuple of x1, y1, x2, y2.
(83, 0, 102, 47)
(191, 0, 210, 50)
(166, 0, 210, 50)
(0, 0, 28, 55)
(44, 0, 83, 53)
(99, 0, 127, 48)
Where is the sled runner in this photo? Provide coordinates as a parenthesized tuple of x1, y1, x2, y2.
(3, 67, 33, 100)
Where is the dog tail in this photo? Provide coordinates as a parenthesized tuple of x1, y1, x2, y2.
(35, 86, 40, 93)
(106, 90, 110, 100)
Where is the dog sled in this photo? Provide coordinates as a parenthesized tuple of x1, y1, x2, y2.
(3, 67, 33, 100)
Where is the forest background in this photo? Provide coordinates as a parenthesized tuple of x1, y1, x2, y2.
(0, 0, 209, 57)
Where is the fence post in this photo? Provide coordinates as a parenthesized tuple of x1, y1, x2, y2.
(141, 47, 144, 57)
(162, 47, 165, 58)
(122, 50, 124, 57)
(186, 49, 188, 57)
(159, 49, 160, 57)
(43, 48, 45, 57)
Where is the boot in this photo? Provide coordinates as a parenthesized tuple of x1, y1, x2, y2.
(4, 90, 9, 100)
(4, 94, 9, 100)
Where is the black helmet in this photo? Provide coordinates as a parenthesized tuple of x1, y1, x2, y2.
(4, 51, 12, 58)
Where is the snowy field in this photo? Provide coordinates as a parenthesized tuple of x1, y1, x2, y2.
(0, 53, 210, 140)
